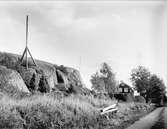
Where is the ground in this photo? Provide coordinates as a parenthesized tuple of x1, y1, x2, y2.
(126, 107, 167, 129)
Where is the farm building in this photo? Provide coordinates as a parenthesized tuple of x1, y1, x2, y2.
(114, 81, 134, 101)
(118, 82, 134, 94)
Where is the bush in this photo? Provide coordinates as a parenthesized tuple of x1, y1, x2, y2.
(125, 93, 134, 102)
(134, 96, 146, 103)
(114, 93, 134, 102)
(0, 106, 24, 129)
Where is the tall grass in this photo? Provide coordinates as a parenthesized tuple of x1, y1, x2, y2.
(0, 93, 154, 129)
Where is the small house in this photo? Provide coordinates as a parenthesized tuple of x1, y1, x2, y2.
(118, 82, 133, 94)
(114, 81, 134, 101)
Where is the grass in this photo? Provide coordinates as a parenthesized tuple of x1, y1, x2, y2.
(0, 93, 154, 129)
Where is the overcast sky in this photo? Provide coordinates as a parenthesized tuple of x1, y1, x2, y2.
(0, 1, 167, 88)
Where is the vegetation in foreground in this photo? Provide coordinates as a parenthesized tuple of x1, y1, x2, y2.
(0, 93, 154, 129)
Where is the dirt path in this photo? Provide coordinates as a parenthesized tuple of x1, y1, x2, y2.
(163, 108, 167, 129)
(126, 107, 164, 129)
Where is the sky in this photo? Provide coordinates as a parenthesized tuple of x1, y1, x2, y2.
(0, 0, 167, 88)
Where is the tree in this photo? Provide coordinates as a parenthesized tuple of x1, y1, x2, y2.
(91, 62, 117, 95)
(100, 62, 117, 95)
(90, 72, 105, 93)
(130, 66, 151, 102)
(149, 74, 166, 105)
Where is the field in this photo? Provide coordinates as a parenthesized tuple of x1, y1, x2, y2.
(0, 92, 155, 129)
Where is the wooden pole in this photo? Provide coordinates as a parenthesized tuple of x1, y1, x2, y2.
(27, 48, 37, 66)
(26, 15, 29, 69)
(26, 15, 28, 49)
(19, 15, 37, 68)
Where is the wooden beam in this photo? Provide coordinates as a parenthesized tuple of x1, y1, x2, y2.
(27, 48, 37, 66)
(26, 15, 28, 48)
(19, 15, 37, 69)
(20, 47, 26, 62)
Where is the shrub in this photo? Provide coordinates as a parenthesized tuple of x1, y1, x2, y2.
(134, 96, 146, 103)
(114, 93, 134, 102)
(125, 93, 134, 102)
(0, 106, 24, 129)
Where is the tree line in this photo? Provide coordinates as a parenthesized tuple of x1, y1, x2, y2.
(90, 62, 166, 105)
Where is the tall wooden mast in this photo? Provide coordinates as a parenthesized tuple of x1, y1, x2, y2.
(20, 15, 37, 69)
